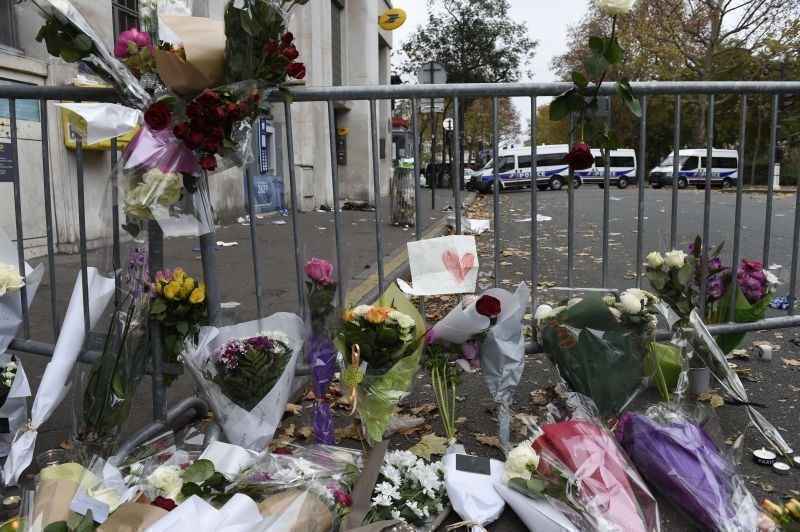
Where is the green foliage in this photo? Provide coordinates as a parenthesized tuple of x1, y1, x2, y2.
(36, 16, 96, 64)
(180, 459, 232, 505)
(224, 0, 288, 84)
(211, 342, 290, 411)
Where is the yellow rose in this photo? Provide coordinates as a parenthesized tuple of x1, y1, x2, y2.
(365, 306, 391, 325)
(342, 309, 356, 322)
(172, 267, 186, 282)
(189, 284, 205, 304)
(163, 281, 181, 300)
(182, 276, 195, 292)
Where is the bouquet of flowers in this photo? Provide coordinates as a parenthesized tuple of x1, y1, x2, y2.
(537, 289, 667, 416)
(76, 247, 151, 455)
(0, 263, 25, 298)
(336, 283, 425, 445)
(207, 331, 292, 411)
(182, 313, 304, 450)
(616, 403, 762, 532)
(426, 284, 529, 447)
(762, 498, 800, 531)
(0, 356, 30, 459)
(149, 267, 207, 373)
(362, 450, 447, 529)
(304, 258, 338, 444)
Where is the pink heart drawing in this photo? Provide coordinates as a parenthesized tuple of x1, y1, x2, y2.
(442, 249, 475, 283)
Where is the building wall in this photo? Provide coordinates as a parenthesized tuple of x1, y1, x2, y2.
(1, 0, 393, 256)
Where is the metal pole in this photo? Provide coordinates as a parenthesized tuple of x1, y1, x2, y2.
(763, 94, 779, 266)
(601, 110, 611, 287)
(728, 96, 747, 321)
(452, 97, 462, 234)
(430, 62, 437, 210)
(670, 95, 681, 249)
(244, 166, 264, 319)
(700, 95, 715, 316)
(530, 97, 539, 308)
(635, 96, 648, 288)
(369, 99, 386, 294)
(567, 113, 575, 287)
(492, 97, 500, 288)
(197, 173, 221, 326)
(75, 135, 91, 337)
(411, 98, 425, 317)
(9, 98, 30, 338)
(327, 101, 345, 308)
(40, 100, 60, 337)
(148, 221, 166, 421)
(283, 101, 306, 312)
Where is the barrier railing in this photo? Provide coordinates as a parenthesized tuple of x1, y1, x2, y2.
(3, 80, 800, 426)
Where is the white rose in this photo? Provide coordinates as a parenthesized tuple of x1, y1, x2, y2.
(146, 465, 183, 501)
(765, 270, 780, 287)
(618, 291, 645, 314)
(664, 250, 687, 269)
(0, 264, 25, 297)
(646, 251, 664, 269)
(503, 441, 539, 482)
(533, 304, 554, 321)
(597, 0, 636, 15)
(623, 288, 654, 303)
(388, 309, 415, 330)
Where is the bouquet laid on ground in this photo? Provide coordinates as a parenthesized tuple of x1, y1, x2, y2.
(0, 356, 30, 459)
(427, 284, 529, 447)
(304, 258, 338, 445)
(762, 498, 800, 531)
(616, 403, 763, 532)
(362, 450, 447, 529)
(149, 267, 207, 372)
(645, 237, 779, 352)
(183, 313, 304, 450)
(336, 283, 425, 445)
(537, 289, 672, 415)
(76, 247, 151, 455)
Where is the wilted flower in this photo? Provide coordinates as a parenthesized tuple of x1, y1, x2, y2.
(563, 142, 594, 171)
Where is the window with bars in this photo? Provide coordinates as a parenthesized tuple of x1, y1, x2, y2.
(1, 0, 18, 49)
(331, 0, 344, 86)
(112, 0, 140, 39)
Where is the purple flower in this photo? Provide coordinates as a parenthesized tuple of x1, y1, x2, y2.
(709, 257, 722, 271)
(425, 328, 439, 346)
(737, 259, 768, 304)
(707, 275, 726, 301)
(114, 28, 153, 58)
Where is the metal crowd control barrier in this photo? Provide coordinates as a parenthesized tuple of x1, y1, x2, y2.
(3, 81, 800, 428)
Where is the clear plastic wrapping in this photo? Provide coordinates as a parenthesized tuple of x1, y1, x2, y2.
(616, 403, 761, 532)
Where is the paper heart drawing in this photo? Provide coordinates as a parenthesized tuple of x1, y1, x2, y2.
(442, 249, 475, 284)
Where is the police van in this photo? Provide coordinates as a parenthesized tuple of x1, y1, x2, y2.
(470, 145, 636, 192)
(649, 148, 738, 189)
(575, 148, 637, 189)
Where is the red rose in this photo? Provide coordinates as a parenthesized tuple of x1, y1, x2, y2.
(333, 489, 352, 507)
(144, 102, 172, 131)
(210, 126, 225, 141)
(186, 130, 204, 149)
(197, 89, 221, 107)
(563, 142, 594, 171)
(264, 40, 280, 56)
(475, 294, 502, 319)
(281, 32, 294, 45)
(226, 102, 239, 115)
(212, 106, 226, 121)
(173, 122, 190, 140)
(152, 497, 177, 511)
(201, 137, 220, 152)
(185, 101, 204, 120)
(199, 153, 217, 171)
(282, 45, 299, 61)
(287, 62, 306, 79)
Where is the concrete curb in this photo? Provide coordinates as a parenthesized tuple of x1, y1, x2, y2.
(346, 191, 478, 305)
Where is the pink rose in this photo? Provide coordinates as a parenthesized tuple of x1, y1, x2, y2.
(305, 258, 334, 286)
(114, 28, 153, 58)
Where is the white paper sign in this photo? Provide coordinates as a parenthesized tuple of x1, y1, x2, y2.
(443, 452, 505, 531)
(56, 102, 141, 145)
(397, 235, 479, 296)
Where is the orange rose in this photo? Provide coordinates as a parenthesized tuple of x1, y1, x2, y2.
(365, 306, 391, 324)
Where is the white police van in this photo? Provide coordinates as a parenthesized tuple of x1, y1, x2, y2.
(575, 148, 637, 189)
(649, 148, 738, 189)
(470, 145, 570, 193)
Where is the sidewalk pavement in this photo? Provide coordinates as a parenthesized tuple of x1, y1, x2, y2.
(14, 187, 473, 457)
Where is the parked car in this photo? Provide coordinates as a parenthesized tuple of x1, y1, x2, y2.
(575, 148, 637, 189)
(649, 148, 739, 189)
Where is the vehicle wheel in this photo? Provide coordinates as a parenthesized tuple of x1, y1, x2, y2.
(722, 178, 733, 189)
(617, 177, 629, 189)
(550, 176, 564, 191)
(537, 185, 548, 191)
(598, 183, 605, 189)
(677, 177, 688, 189)
(573, 177, 582, 189)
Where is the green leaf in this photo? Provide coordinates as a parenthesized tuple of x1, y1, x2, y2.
(74, 510, 96, 532)
(181, 482, 203, 498)
(604, 36, 624, 64)
(589, 36, 605, 55)
(616, 80, 641, 117)
(572, 71, 588, 90)
(646, 270, 668, 291)
(677, 263, 693, 286)
(182, 459, 215, 484)
(549, 90, 575, 122)
(73, 34, 93, 53)
(176, 321, 189, 335)
(44, 523, 69, 532)
(585, 53, 609, 79)
(60, 48, 83, 63)
(525, 477, 548, 493)
(204, 472, 228, 490)
(150, 298, 167, 315)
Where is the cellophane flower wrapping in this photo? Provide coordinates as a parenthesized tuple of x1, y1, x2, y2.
(533, 417, 661, 531)
(182, 313, 304, 450)
(335, 283, 426, 445)
(231, 444, 362, 532)
(616, 403, 760, 532)
(539, 292, 658, 416)
(0, 355, 31, 459)
(73, 245, 151, 458)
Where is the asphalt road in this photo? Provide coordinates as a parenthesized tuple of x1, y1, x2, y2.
(410, 185, 800, 531)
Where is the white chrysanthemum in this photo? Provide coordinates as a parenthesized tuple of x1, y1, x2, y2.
(406, 500, 425, 519)
(503, 441, 539, 482)
(388, 309, 416, 331)
(597, 0, 636, 15)
(618, 291, 645, 314)
(372, 493, 393, 507)
(146, 465, 183, 500)
(664, 250, 687, 269)
(385, 450, 418, 470)
(0, 264, 25, 297)
(380, 464, 402, 486)
(375, 481, 401, 501)
(390, 509, 403, 521)
(646, 251, 664, 269)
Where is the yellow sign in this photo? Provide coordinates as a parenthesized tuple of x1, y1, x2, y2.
(378, 8, 407, 31)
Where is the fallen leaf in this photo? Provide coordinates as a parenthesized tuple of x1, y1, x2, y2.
(530, 387, 554, 406)
(474, 433, 503, 450)
(335, 423, 362, 442)
(455, 417, 467, 425)
(698, 392, 725, 408)
(285, 403, 303, 415)
(410, 403, 438, 416)
(386, 414, 426, 436)
(782, 358, 800, 367)
(409, 433, 449, 459)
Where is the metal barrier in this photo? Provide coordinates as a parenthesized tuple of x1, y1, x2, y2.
(3, 81, 800, 428)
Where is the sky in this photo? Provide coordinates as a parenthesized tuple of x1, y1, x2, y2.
(391, 0, 591, 130)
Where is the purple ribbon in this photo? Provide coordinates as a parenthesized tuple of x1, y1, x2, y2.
(308, 333, 336, 444)
(123, 124, 199, 175)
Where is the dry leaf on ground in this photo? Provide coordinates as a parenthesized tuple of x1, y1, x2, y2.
(285, 403, 303, 415)
(474, 433, 503, 450)
(698, 392, 725, 408)
(335, 423, 362, 442)
(409, 433, 449, 459)
(410, 403, 438, 416)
